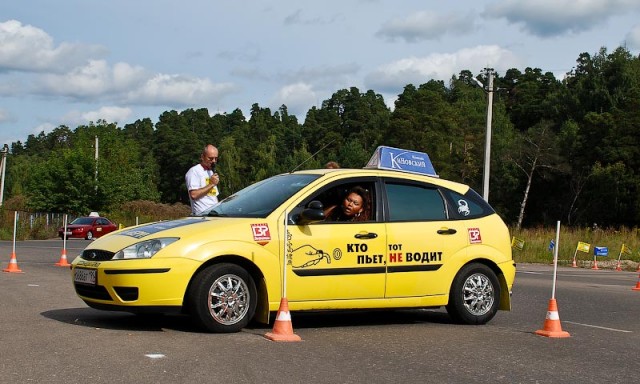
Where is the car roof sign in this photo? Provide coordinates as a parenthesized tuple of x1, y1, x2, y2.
(364, 146, 438, 177)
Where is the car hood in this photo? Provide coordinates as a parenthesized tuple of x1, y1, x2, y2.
(83, 216, 275, 254)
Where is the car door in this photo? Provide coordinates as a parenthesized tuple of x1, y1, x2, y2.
(94, 218, 108, 237)
(286, 178, 387, 302)
(382, 180, 468, 298)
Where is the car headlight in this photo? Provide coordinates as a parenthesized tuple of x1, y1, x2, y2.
(112, 238, 179, 260)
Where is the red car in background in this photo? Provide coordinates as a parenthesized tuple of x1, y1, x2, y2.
(58, 216, 118, 240)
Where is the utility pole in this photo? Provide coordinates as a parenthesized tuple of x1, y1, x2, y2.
(483, 68, 494, 202)
(0, 144, 9, 206)
(95, 136, 99, 192)
(472, 68, 495, 202)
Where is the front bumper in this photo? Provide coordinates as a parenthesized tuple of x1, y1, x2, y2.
(71, 257, 201, 309)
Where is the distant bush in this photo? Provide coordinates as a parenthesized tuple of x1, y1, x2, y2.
(0, 200, 190, 240)
(106, 200, 191, 227)
(2, 195, 27, 211)
(0, 209, 61, 240)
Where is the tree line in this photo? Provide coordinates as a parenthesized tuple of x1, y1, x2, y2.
(2, 46, 639, 229)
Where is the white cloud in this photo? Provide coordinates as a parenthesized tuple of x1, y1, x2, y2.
(36, 59, 237, 107)
(626, 25, 640, 50)
(271, 82, 319, 116)
(81, 106, 133, 124)
(111, 62, 149, 91)
(1, 19, 238, 109)
(377, 10, 477, 42)
(126, 74, 237, 107)
(485, 0, 640, 37)
(0, 20, 107, 73)
(60, 106, 132, 127)
(37, 60, 139, 98)
(365, 45, 522, 93)
(31, 122, 55, 137)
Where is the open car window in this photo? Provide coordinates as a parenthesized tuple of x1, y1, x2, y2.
(305, 180, 377, 223)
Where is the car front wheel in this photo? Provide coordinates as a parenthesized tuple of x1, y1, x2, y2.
(85, 231, 93, 240)
(188, 263, 257, 333)
(446, 263, 500, 325)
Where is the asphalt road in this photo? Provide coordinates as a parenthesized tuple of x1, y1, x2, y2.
(1, 240, 639, 384)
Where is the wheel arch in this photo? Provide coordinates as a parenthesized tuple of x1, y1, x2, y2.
(182, 255, 271, 324)
(454, 258, 511, 311)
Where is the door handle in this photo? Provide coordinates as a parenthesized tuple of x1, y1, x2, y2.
(355, 232, 378, 239)
(437, 228, 457, 235)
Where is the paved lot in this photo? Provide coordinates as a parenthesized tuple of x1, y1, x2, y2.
(1, 240, 639, 384)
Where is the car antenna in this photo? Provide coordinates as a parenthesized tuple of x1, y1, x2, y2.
(289, 139, 336, 173)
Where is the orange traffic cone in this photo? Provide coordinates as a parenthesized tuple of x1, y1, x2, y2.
(535, 298, 570, 338)
(55, 248, 70, 267)
(571, 257, 578, 268)
(615, 260, 622, 271)
(264, 297, 302, 342)
(3, 252, 24, 273)
(632, 273, 640, 291)
(591, 259, 599, 270)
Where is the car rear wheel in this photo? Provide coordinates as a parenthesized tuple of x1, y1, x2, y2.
(446, 263, 500, 325)
(85, 231, 93, 240)
(188, 263, 257, 333)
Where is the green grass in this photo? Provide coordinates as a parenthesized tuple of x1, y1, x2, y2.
(511, 226, 640, 270)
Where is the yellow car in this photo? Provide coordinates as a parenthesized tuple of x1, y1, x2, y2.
(71, 147, 516, 333)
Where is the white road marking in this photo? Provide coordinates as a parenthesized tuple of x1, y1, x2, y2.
(145, 354, 166, 359)
(563, 321, 632, 333)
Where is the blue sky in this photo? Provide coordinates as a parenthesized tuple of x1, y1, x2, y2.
(1, 0, 639, 147)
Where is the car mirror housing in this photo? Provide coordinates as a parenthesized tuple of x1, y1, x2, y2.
(295, 200, 325, 225)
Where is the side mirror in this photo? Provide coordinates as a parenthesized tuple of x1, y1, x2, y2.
(295, 200, 325, 225)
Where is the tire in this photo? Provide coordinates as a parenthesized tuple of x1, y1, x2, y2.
(446, 263, 500, 325)
(188, 263, 257, 333)
(85, 231, 93, 240)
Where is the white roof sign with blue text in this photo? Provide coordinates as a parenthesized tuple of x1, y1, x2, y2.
(365, 146, 438, 177)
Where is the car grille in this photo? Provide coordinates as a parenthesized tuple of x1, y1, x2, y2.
(81, 249, 115, 261)
(74, 284, 111, 300)
(74, 284, 138, 302)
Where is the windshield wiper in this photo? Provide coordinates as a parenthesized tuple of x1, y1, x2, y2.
(206, 210, 227, 217)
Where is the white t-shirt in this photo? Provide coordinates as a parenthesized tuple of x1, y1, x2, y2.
(185, 164, 219, 215)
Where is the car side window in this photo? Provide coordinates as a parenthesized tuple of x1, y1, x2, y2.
(443, 188, 494, 219)
(307, 181, 376, 223)
(385, 182, 446, 221)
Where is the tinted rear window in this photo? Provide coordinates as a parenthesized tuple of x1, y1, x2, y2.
(385, 183, 446, 221)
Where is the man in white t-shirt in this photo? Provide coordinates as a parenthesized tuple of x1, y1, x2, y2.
(185, 144, 220, 215)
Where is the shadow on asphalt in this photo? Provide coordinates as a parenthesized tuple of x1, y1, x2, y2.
(42, 307, 455, 333)
(41, 308, 200, 333)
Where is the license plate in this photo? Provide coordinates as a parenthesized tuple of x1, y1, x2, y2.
(74, 268, 97, 285)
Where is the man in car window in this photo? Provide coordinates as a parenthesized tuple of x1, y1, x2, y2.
(185, 144, 220, 215)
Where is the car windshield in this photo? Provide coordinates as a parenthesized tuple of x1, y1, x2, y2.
(71, 217, 95, 225)
(206, 173, 320, 218)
